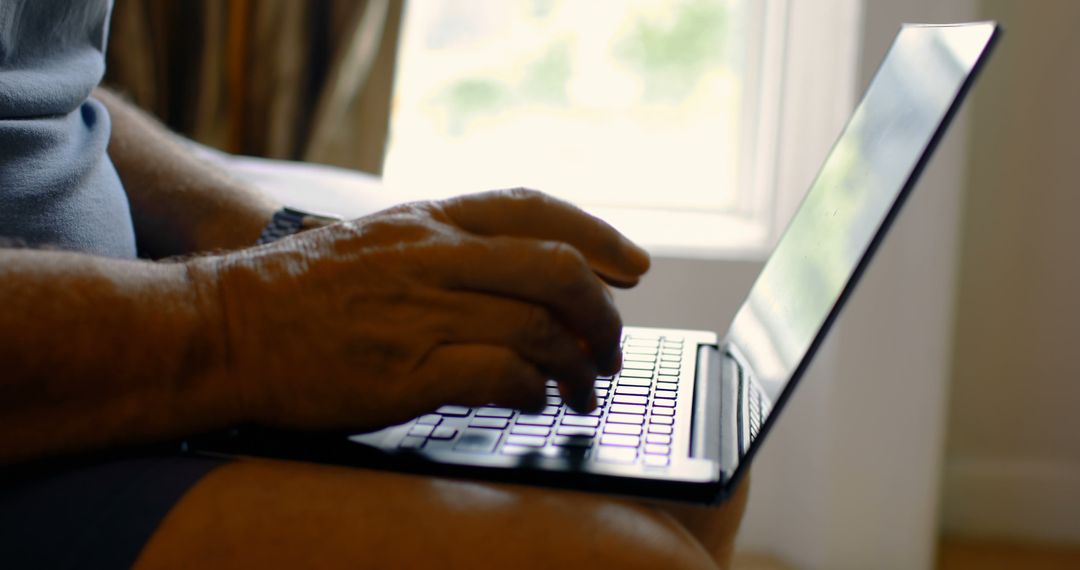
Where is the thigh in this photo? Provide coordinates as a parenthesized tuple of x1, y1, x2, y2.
(134, 458, 735, 570)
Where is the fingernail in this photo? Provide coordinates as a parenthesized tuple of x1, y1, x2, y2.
(603, 346, 622, 376)
(573, 389, 597, 414)
(622, 238, 651, 273)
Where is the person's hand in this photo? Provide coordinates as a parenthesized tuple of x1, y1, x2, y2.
(187, 189, 650, 432)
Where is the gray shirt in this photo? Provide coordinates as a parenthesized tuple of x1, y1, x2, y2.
(0, 0, 136, 258)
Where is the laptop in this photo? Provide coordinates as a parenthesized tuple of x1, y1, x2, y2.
(192, 23, 1000, 504)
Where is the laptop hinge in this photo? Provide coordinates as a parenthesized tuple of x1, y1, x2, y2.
(690, 344, 722, 462)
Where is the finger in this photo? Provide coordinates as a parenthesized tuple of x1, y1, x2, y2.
(440, 291, 598, 410)
(429, 236, 624, 375)
(436, 189, 651, 287)
(412, 344, 547, 413)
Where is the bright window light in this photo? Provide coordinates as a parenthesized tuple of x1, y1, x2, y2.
(383, 0, 758, 215)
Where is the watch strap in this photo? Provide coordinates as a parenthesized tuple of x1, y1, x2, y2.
(256, 207, 307, 245)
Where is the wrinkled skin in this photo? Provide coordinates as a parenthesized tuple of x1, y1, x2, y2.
(189, 189, 651, 433)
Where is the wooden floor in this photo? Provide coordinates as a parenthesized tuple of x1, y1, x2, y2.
(732, 539, 1080, 570)
(937, 539, 1080, 570)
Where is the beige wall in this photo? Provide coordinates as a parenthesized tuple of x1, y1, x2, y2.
(944, 0, 1080, 542)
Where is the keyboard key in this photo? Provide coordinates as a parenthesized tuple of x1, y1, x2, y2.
(600, 434, 640, 447)
(561, 415, 600, 427)
(399, 436, 426, 449)
(657, 370, 680, 378)
(648, 424, 673, 434)
(644, 444, 671, 455)
(469, 417, 509, 429)
(643, 455, 670, 467)
(553, 435, 593, 447)
(623, 348, 657, 357)
(594, 380, 612, 389)
(660, 354, 682, 363)
(596, 447, 638, 464)
(416, 414, 442, 426)
(430, 426, 458, 440)
(595, 388, 609, 397)
(475, 407, 514, 418)
(617, 377, 652, 387)
(545, 387, 561, 396)
(505, 435, 546, 447)
(408, 424, 435, 437)
(604, 423, 642, 436)
(612, 395, 649, 406)
(540, 406, 561, 416)
(610, 403, 647, 415)
(652, 399, 675, 408)
(619, 369, 653, 379)
(556, 426, 597, 437)
(651, 407, 676, 416)
(511, 425, 551, 436)
(516, 415, 556, 426)
(453, 429, 501, 453)
(645, 433, 672, 445)
(436, 405, 471, 417)
(653, 390, 677, 400)
(621, 361, 654, 371)
(659, 364, 681, 373)
(564, 408, 602, 417)
(656, 381, 679, 390)
(606, 413, 645, 425)
(615, 386, 650, 396)
(546, 397, 563, 406)
(650, 416, 675, 425)
(502, 444, 536, 456)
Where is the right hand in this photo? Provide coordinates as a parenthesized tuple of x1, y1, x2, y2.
(188, 189, 650, 433)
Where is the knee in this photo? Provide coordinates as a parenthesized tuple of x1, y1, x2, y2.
(507, 492, 720, 570)
(136, 460, 722, 569)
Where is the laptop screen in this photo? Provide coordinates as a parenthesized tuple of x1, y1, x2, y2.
(725, 24, 997, 408)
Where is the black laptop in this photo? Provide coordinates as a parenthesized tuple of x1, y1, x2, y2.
(193, 23, 1000, 504)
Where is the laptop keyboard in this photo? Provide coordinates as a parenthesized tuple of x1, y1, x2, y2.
(393, 333, 687, 467)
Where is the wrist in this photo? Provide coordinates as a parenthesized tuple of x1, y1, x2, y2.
(180, 255, 258, 426)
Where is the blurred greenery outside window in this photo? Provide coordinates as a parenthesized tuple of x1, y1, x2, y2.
(383, 0, 763, 219)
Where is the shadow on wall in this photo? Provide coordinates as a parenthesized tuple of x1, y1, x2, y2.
(944, 0, 1080, 545)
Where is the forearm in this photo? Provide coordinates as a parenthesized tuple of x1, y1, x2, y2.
(95, 87, 280, 258)
(0, 249, 241, 465)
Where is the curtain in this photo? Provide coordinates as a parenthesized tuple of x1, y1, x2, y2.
(104, 0, 404, 175)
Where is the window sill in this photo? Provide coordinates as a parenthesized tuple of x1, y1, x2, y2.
(588, 206, 770, 262)
(209, 151, 771, 262)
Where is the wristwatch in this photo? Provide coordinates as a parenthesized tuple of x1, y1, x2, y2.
(256, 207, 342, 245)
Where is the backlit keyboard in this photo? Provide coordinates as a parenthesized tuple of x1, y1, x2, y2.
(393, 333, 687, 467)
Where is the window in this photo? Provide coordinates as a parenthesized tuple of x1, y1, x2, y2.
(382, 0, 859, 258)
(382, 1, 784, 253)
